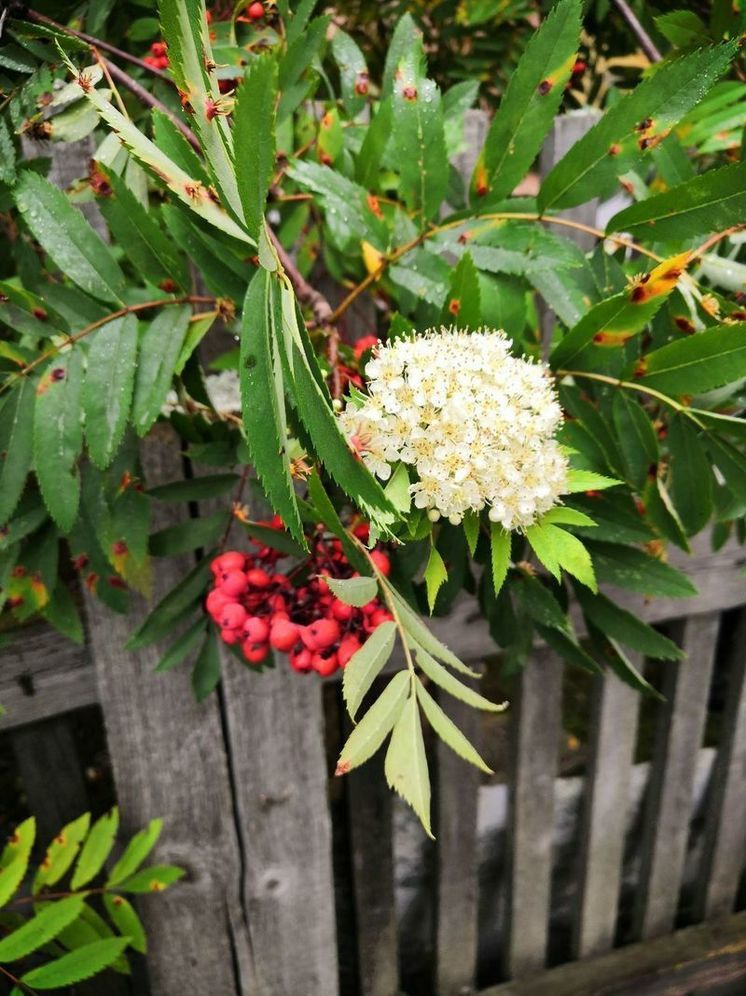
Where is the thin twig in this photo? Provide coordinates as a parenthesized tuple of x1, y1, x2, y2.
(0, 962, 36, 995)
(610, 0, 663, 63)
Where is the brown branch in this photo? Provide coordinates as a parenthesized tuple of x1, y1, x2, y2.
(610, 0, 662, 63)
(270, 233, 334, 326)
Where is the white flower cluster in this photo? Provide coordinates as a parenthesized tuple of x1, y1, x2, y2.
(339, 327, 568, 531)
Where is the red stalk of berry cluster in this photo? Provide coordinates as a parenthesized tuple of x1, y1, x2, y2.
(206, 519, 392, 677)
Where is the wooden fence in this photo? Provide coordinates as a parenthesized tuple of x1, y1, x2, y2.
(1, 113, 746, 995)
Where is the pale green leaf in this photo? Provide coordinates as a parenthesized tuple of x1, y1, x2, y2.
(33, 813, 90, 891)
(132, 304, 192, 436)
(234, 54, 277, 242)
(343, 620, 397, 720)
(388, 585, 478, 677)
(83, 314, 138, 469)
(336, 671, 409, 774)
(415, 647, 504, 711)
(415, 679, 492, 774)
(324, 575, 378, 607)
(71, 807, 119, 890)
(489, 524, 510, 595)
(424, 546, 447, 612)
(0, 817, 35, 908)
(384, 693, 432, 837)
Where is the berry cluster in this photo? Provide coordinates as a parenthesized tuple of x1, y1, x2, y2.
(143, 41, 169, 70)
(205, 521, 393, 677)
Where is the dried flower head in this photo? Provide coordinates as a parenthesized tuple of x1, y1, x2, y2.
(339, 327, 568, 531)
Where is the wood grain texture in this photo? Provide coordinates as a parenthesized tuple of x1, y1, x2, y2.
(505, 648, 564, 978)
(573, 666, 641, 959)
(435, 689, 481, 996)
(85, 426, 249, 996)
(694, 608, 746, 920)
(633, 613, 720, 941)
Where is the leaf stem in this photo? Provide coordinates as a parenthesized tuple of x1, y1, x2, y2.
(610, 0, 663, 63)
(557, 368, 706, 428)
(0, 962, 37, 995)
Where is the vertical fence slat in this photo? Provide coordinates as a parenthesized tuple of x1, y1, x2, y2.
(633, 612, 720, 940)
(435, 691, 482, 996)
(694, 609, 746, 920)
(86, 427, 248, 996)
(506, 648, 563, 977)
(347, 753, 398, 996)
(220, 659, 339, 996)
(573, 666, 641, 959)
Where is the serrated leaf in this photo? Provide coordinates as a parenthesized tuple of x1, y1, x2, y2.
(472, 0, 580, 203)
(608, 162, 746, 243)
(148, 474, 238, 502)
(463, 510, 480, 556)
(14, 172, 124, 305)
(415, 679, 492, 774)
(637, 322, 746, 395)
(0, 817, 35, 908)
(706, 435, 746, 504)
(240, 520, 306, 559)
(667, 415, 713, 534)
(389, 585, 478, 677)
(0, 378, 35, 523)
(83, 314, 138, 469)
(42, 581, 85, 644)
(71, 807, 119, 890)
(239, 271, 304, 543)
(564, 468, 621, 493)
(539, 43, 737, 211)
(526, 522, 597, 590)
(343, 620, 397, 721)
(0, 896, 85, 962)
(277, 15, 329, 121)
(541, 506, 597, 528)
(126, 556, 211, 650)
(612, 392, 659, 490)
(337, 671, 409, 775)
(489, 524, 510, 596)
(324, 575, 378, 608)
(587, 625, 663, 699)
(306, 472, 367, 573)
(331, 29, 368, 116)
(107, 819, 163, 886)
(33, 351, 84, 533)
(441, 251, 481, 328)
(155, 618, 206, 673)
(415, 647, 504, 711)
(384, 462, 411, 514)
(149, 511, 225, 556)
(577, 588, 683, 660)
(33, 813, 90, 892)
(103, 894, 147, 954)
(117, 864, 185, 893)
(132, 304, 192, 436)
(384, 693, 432, 837)
(21, 937, 130, 989)
(191, 631, 221, 701)
(424, 545, 447, 612)
(538, 624, 602, 674)
(161, 204, 247, 302)
(588, 541, 698, 598)
(0, 116, 16, 184)
(355, 99, 393, 189)
(234, 54, 277, 243)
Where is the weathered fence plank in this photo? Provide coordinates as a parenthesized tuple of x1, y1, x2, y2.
(435, 690, 482, 996)
(85, 426, 250, 996)
(694, 608, 746, 920)
(633, 612, 720, 940)
(573, 664, 641, 959)
(505, 648, 564, 977)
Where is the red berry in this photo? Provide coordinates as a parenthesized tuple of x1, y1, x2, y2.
(221, 627, 240, 645)
(312, 651, 339, 677)
(220, 602, 247, 631)
(219, 570, 248, 597)
(338, 635, 361, 667)
(369, 608, 392, 627)
(242, 640, 269, 664)
(303, 618, 340, 651)
(206, 589, 231, 618)
(353, 335, 378, 359)
(157, 56, 170, 68)
(270, 618, 300, 652)
(246, 567, 271, 589)
(214, 551, 245, 573)
(361, 599, 378, 616)
(243, 616, 270, 644)
(370, 550, 391, 577)
(331, 598, 354, 622)
(247, 1, 264, 19)
(289, 647, 313, 672)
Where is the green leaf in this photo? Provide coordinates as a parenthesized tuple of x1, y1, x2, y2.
(148, 511, 224, 556)
(117, 864, 185, 893)
(234, 54, 277, 243)
(239, 271, 304, 543)
(33, 351, 84, 533)
(441, 252, 481, 328)
(637, 322, 746, 395)
(564, 468, 621, 493)
(388, 585, 478, 677)
(103, 894, 147, 955)
(526, 522, 597, 590)
(285, 0, 319, 45)
(424, 545, 447, 612)
(155, 618, 207, 673)
(355, 99, 393, 189)
(21, 937, 130, 989)
(107, 819, 163, 886)
(537, 625, 602, 674)
(0, 378, 35, 523)
(343, 620, 397, 720)
(588, 625, 663, 699)
(382, 14, 423, 99)
(331, 29, 368, 117)
(539, 43, 737, 211)
(415, 647, 504, 711)
(277, 15, 329, 121)
(541, 506, 597, 528)
(588, 541, 698, 598)
(14, 172, 124, 305)
(705, 435, 746, 504)
(463, 510, 480, 557)
(384, 463, 411, 514)
(148, 474, 239, 502)
(286, 160, 384, 250)
(0, 896, 86, 962)
(489, 524, 510, 596)
(42, 581, 85, 644)
(305, 473, 367, 573)
(0, 116, 16, 185)
(608, 162, 746, 242)
(82, 314, 138, 469)
(239, 520, 306, 559)
(612, 392, 659, 490)
(132, 304, 192, 436)
(126, 556, 211, 650)
(161, 204, 247, 302)
(577, 588, 683, 660)
(667, 415, 713, 534)
(191, 631, 221, 701)
(415, 678, 492, 773)
(336, 670, 409, 774)
(384, 693, 432, 837)
(0, 817, 35, 908)
(324, 575, 378, 607)
(71, 807, 119, 890)
(392, 53, 448, 225)
(512, 573, 569, 631)
(472, 0, 580, 203)
(33, 813, 90, 892)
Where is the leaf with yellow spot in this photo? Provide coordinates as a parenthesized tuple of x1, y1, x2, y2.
(361, 240, 386, 278)
(33, 813, 91, 891)
(0, 817, 35, 908)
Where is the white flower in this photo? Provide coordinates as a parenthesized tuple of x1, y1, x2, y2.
(338, 327, 568, 530)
